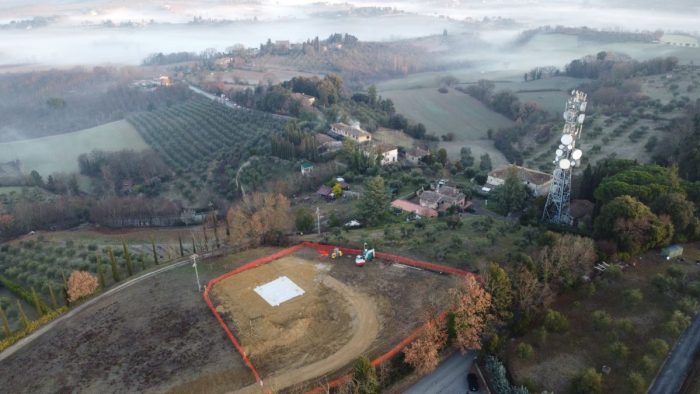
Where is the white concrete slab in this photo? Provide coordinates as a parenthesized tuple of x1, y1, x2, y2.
(254, 276, 305, 307)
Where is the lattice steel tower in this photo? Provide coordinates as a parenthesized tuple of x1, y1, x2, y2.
(542, 90, 587, 225)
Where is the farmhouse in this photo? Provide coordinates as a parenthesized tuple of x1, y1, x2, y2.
(418, 184, 467, 211)
(291, 92, 316, 107)
(330, 122, 372, 143)
(315, 133, 342, 152)
(405, 147, 429, 164)
(391, 199, 438, 218)
(660, 34, 699, 48)
(362, 142, 398, 165)
(486, 165, 552, 197)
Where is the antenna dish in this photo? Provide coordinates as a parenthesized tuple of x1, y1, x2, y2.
(561, 134, 573, 145)
(555, 149, 563, 156)
(559, 159, 571, 170)
(572, 149, 583, 160)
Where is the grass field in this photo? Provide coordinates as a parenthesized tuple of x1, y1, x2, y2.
(379, 87, 512, 166)
(373, 127, 416, 148)
(0, 120, 147, 176)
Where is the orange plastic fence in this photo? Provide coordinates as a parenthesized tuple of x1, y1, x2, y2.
(202, 242, 474, 394)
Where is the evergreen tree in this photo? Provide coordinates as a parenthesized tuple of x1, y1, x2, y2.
(140, 253, 146, 270)
(179, 236, 184, 257)
(30, 287, 44, 316)
(61, 271, 69, 305)
(122, 241, 134, 276)
(489, 166, 531, 215)
(352, 356, 379, 394)
(151, 238, 159, 265)
(0, 306, 10, 337)
(358, 176, 390, 226)
(203, 227, 209, 251)
(108, 247, 121, 282)
(96, 262, 106, 289)
(16, 300, 29, 330)
(48, 282, 59, 309)
(192, 236, 197, 254)
(480, 153, 493, 172)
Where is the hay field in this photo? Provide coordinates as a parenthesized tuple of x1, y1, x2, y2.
(0, 119, 148, 175)
(379, 87, 512, 166)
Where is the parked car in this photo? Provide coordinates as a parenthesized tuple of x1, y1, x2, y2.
(467, 373, 479, 392)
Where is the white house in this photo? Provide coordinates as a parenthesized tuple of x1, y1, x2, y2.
(362, 142, 398, 166)
(486, 165, 552, 197)
(330, 123, 372, 143)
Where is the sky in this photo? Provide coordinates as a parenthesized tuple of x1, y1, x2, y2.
(0, 0, 698, 67)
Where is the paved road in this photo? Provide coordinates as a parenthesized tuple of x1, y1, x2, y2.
(0, 251, 215, 362)
(406, 352, 479, 394)
(649, 311, 700, 394)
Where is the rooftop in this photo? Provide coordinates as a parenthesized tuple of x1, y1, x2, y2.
(489, 165, 552, 185)
(391, 199, 438, 217)
(331, 122, 371, 139)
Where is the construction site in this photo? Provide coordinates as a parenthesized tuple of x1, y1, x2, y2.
(205, 243, 465, 393)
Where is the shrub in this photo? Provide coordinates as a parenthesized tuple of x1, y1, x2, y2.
(544, 309, 570, 333)
(591, 310, 612, 331)
(664, 310, 691, 337)
(571, 368, 603, 394)
(608, 341, 629, 359)
(648, 338, 670, 358)
(640, 355, 657, 375)
(617, 318, 637, 336)
(628, 371, 646, 393)
(516, 342, 534, 360)
(66, 271, 99, 303)
(623, 288, 643, 306)
(677, 297, 698, 315)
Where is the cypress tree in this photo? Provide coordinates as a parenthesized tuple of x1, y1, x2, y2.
(108, 247, 121, 282)
(16, 300, 29, 330)
(214, 227, 220, 249)
(203, 227, 209, 251)
(0, 306, 10, 337)
(96, 256, 106, 289)
(122, 240, 134, 276)
(140, 253, 146, 270)
(192, 236, 197, 254)
(48, 282, 59, 309)
(179, 236, 184, 257)
(151, 238, 159, 265)
(30, 287, 44, 316)
(225, 219, 231, 239)
(61, 271, 69, 305)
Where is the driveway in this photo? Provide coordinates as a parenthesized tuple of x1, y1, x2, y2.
(405, 351, 480, 394)
(648, 311, 700, 394)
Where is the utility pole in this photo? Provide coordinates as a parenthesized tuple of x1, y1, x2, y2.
(191, 254, 201, 292)
(316, 207, 321, 235)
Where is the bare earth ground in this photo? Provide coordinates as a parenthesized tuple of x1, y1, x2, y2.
(212, 247, 457, 393)
(0, 248, 279, 394)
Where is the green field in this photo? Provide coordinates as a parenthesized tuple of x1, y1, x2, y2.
(379, 87, 512, 166)
(0, 120, 148, 176)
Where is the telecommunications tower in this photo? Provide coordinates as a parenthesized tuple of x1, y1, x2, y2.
(541, 90, 587, 225)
